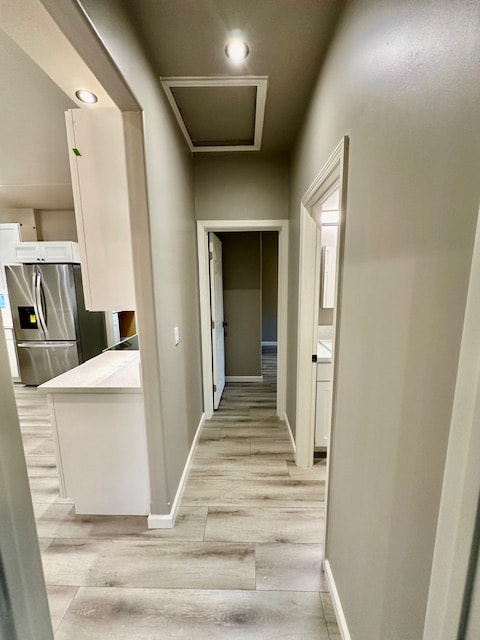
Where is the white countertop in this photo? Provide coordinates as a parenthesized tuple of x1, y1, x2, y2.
(317, 339, 333, 363)
(38, 350, 142, 394)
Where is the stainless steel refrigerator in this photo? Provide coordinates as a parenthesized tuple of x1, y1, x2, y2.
(5, 263, 106, 385)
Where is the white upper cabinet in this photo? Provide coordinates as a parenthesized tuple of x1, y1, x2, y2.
(65, 108, 136, 311)
(13, 241, 80, 263)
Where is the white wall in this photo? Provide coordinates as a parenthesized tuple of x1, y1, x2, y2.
(76, 0, 203, 515)
(289, 0, 480, 638)
(194, 154, 289, 220)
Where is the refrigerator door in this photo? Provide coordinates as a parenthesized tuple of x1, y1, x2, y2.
(6, 264, 77, 342)
(16, 341, 79, 386)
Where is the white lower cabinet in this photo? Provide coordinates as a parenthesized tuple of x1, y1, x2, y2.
(48, 392, 149, 515)
(315, 363, 332, 447)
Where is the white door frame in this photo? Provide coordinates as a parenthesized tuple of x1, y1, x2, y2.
(423, 203, 480, 639)
(197, 219, 289, 420)
(295, 137, 349, 468)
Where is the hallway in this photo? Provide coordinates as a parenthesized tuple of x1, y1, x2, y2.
(17, 346, 337, 638)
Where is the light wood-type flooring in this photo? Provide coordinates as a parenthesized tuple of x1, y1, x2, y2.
(16, 345, 339, 639)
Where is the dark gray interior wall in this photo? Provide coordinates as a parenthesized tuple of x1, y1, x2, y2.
(194, 153, 289, 220)
(261, 231, 278, 342)
(289, 1, 480, 638)
(78, 0, 203, 513)
(217, 232, 261, 377)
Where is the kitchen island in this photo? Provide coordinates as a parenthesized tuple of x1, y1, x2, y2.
(38, 350, 150, 516)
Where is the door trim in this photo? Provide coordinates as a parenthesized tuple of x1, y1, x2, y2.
(197, 219, 288, 419)
(295, 136, 348, 468)
(423, 202, 480, 639)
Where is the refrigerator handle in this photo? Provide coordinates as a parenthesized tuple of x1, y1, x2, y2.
(17, 341, 77, 348)
(34, 268, 48, 334)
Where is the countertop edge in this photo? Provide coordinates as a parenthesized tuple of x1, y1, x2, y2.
(38, 350, 142, 394)
(38, 386, 143, 395)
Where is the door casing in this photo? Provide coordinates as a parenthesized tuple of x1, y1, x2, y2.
(295, 136, 349, 469)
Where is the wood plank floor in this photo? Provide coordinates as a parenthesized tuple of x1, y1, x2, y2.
(16, 345, 339, 639)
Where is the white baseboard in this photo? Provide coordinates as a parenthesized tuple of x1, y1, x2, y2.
(324, 559, 351, 640)
(225, 376, 263, 383)
(147, 512, 175, 529)
(148, 412, 205, 529)
(283, 412, 296, 452)
(261, 341, 278, 346)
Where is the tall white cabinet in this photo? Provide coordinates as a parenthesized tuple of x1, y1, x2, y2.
(65, 108, 136, 312)
(0, 223, 22, 378)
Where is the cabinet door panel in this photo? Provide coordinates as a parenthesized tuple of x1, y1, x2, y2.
(65, 109, 136, 311)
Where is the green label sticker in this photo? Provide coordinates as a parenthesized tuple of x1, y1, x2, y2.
(72, 148, 81, 156)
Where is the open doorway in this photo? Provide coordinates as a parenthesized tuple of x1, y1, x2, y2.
(295, 137, 348, 469)
(196, 220, 289, 428)
(312, 186, 340, 453)
(207, 229, 279, 424)
(213, 231, 278, 392)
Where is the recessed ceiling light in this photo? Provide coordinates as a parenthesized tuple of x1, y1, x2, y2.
(225, 38, 249, 63)
(75, 89, 98, 104)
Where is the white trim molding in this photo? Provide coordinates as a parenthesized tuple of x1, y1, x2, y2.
(160, 76, 268, 153)
(148, 412, 205, 529)
(197, 219, 289, 421)
(295, 137, 348, 469)
(423, 203, 480, 639)
(283, 413, 296, 453)
(324, 560, 352, 640)
(225, 376, 263, 383)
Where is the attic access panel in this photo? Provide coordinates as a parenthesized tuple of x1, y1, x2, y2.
(161, 77, 268, 152)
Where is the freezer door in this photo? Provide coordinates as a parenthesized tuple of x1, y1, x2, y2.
(16, 341, 79, 385)
(6, 264, 77, 341)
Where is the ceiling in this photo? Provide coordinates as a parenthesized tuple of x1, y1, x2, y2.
(0, 0, 343, 210)
(120, 0, 343, 154)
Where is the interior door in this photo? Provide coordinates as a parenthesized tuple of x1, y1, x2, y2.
(209, 233, 225, 409)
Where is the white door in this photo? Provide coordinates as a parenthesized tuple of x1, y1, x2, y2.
(209, 233, 225, 409)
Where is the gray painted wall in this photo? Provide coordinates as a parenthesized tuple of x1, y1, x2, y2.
(194, 154, 289, 220)
(288, 1, 480, 638)
(218, 232, 262, 377)
(0, 315, 53, 639)
(35, 210, 77, 241)
(261, 231, 278, 342)
(0, 209, 37, 240)
(79, 0, 203, 513)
